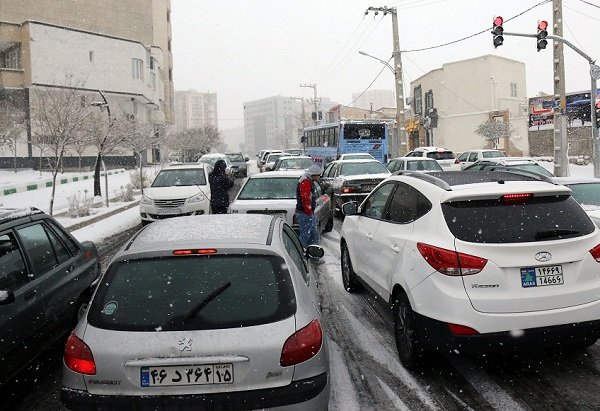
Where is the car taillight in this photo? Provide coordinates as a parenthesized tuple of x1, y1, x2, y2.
(417, 243, 487, 276)
(590, 244, 600, 262)
(501, 193, 533, 204)
(173, 249, 217, 255)
(64, 333, 96, 375)
(280, 319, 323, 367)
(454, 158, 460, 164)
(447, 323, 479, 335)
(341, 186, 356, 194)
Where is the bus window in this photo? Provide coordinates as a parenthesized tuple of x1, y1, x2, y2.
(333, 128, 339, 146)
(328, 128, 336, 147)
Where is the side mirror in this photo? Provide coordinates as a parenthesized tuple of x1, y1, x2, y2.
(0, 290, 15, 305)
(306, 245, 325, 259)
(342, 201, 358, 216)
(245, 157, 249, 162)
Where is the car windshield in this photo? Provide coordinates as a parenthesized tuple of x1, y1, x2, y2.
(482, 151, 506, 158)
(266, 153, 286, 163)
(406, 160, 443, 171)
(87, 255, 296, 331)
(442, 195, 594, 243)
(227, 153, 245, 162)
(152, 169, 206, 187)
(426, 151, 454, 160)
(237, 177, 298, 200)
(199, 156, 225, 167)
(339, 162, 389, 176)
(506, 163, 554, 177)
(566, 182, 600, 207)
(276, 158, 314, 170)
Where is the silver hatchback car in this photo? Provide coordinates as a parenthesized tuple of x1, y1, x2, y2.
(61, 215, 329, 410)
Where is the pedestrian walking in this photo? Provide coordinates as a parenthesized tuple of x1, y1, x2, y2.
(295, 164, 322, 248)
(209, 159, 234, 214)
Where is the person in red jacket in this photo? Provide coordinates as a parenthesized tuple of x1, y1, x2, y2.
(295, 164, 322, 248)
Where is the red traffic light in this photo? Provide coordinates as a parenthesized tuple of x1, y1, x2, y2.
(493, 16, 503, 26)
(538, 20, 548, 30)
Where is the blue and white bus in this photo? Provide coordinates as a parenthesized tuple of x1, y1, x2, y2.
(302, 120, 389, 166)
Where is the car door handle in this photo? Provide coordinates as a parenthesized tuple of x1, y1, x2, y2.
(366, 233, 373, 240)
(390, 244, 400, 253)
(24, 290, 37, 300)
(66, 265, 75, 273)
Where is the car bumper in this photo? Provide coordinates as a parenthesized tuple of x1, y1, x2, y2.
(140, 203, 210, 221)
(61, 373, 328, 411)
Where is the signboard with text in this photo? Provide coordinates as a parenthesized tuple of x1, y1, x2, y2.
(529, 89, 600, 131)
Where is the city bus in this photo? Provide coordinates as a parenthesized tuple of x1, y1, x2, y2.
(302, 120, 389, 166)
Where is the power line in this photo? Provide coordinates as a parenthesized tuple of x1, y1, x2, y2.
(565, 4, 600, 21)
(343, 57, 392, 107)
(578, 0, 600, 10)
(401, 0, 552, 53)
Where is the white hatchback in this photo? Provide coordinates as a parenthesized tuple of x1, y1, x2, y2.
(340, 170, 600, 367)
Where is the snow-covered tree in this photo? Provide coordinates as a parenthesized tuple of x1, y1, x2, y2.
(165, 126, 221, 162)
(475, 119, 514, 149)
(0, 100, 26, 173)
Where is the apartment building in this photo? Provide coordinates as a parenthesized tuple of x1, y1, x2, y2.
(174, 90, 218, 130)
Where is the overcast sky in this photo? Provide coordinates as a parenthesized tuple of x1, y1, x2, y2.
(171, 0, 600, 130)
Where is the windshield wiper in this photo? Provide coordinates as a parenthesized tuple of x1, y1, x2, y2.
(534, 229, 579, 241)
(160, 282, 231, 330)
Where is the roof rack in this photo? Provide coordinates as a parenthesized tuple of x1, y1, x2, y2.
(393, 170, 554, 189)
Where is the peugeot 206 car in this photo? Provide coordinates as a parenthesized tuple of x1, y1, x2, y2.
(229, 170, 333, 234)
(340, 171, 600, 368)
(61, 214, 329, 410)
(139, 163, 212, 224)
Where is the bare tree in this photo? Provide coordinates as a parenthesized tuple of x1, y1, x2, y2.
(475, 119, 515, 149)
(30, 83, 89, 214)
(0, 100, 26, 173)
(165, 126, 222, 162)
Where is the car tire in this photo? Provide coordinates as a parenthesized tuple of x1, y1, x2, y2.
(323, 214, 334, 233)
(341, 243, 360, 292)
(393, 292, 424, 369)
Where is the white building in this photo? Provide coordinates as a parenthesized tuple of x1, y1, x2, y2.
(409, 55, 528, 155)
(351, 89, 395, 112)
(174, 90, 218, 130)
(243, 96, 301, 155)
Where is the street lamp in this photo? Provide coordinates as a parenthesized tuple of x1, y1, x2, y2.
(358, 51, 395, 75)
(90, 90, 111, 207)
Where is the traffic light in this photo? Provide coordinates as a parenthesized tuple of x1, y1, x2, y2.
(537, 20, 548, 52)
(492, 16, 504, 48)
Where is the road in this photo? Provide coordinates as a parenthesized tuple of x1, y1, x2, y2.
(4, 179, 600, 410)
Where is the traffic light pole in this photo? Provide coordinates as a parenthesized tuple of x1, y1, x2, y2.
(504, 31, 600, 177)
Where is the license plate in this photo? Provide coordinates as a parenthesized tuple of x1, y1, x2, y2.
(520, 265, 563, 288)
(140, 363, 233, 387)
(157, 207, 181, 215)
(361, 185, 375, 191)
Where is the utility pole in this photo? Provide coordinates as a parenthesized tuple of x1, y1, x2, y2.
(289, 96, 307, 148)
(300, 83, 320, 125)
(365, 6, 406, 157)
(553, 0, 569, 177)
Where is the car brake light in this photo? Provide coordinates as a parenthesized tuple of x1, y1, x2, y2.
(590, 244, 600, 262)
(280, 319, 323, 367)
(454, 158, 460, 164)
(173, 249, 218, 255)
(64, 333, 96, 375)
(341, 187, 356, 194)
(501, 193, 533, 204)
(447, 323, 479, 335)
(417, 243, 487, 276)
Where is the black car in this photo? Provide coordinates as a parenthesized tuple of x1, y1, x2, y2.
(0, 207, 100, 385)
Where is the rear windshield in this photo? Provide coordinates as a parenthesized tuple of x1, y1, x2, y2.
(88, 255, 296, 331)
(339, 162, 389, 176)
(426, 151, 454, 160)
(237, 177, 297, 200)
(152, 169, 206, 187)
(277, 158, 314, 170)
(482, 151, 505, 158)
(227, 153, 245, 162)
(343, 124, 385, 140)
(406, 160, 443, 171)
(442, 195, 595, 243)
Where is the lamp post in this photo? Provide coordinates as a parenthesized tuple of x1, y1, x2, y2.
(358, 50, 395, 75)
(90, 90, 111, 207)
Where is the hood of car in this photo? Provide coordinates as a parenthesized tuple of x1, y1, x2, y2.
(230, 199, 295, 209)
(146, 186, 207, 200)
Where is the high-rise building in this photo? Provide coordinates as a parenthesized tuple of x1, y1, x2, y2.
(0, 0, 173, 166)
(174, 91, 218, 130)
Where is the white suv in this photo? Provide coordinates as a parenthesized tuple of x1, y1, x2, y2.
(340, 171, 600, 367)
(405, 146, 456, 169)
(140, 163, 212, 223)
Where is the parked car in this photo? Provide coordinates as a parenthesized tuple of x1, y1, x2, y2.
(229, 170, 333, 233)
(463, 157, 554, 177)
(405, 146, 456, 170)
(455, 149, 506, 170)
(286, 148, 304, 156)
(61, 214, 329, 410)
(197, 153, 234, 177)
(338, 152, 375, 161)
(273, 156, 315, 171)
(553, 177, 600, 227)
(225, 152, 249, 177)
(320, 159, 391, 215)
(339, 171, 600, 368)
(140, 163, 212, 224)
(257, 149, 283, 170)
(0, 207, 100, 385)
(386, 156, 443, 173)
(262, 152, 291, 172)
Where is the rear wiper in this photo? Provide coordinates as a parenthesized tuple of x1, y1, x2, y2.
(535, 229, 579, 240)
(160, 282, 231, 330)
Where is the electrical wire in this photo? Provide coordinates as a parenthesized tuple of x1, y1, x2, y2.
(342, 57, 392, 107)
(578, 0, 600, 10)
(565, 4, 600, 22)
(401, 0, 552, 53)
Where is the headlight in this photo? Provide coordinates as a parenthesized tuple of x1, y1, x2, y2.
(188, 192, 205, 203)
(141, 195, 153, 205)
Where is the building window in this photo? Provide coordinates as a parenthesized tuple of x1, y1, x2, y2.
(1, 45, 21, 69)
(413, 85, 422, 115)
(89, 51, 94, 62)
(424, 90, 434, 111)
(132, 58, 144, 80)
(510, 83, 517, 97)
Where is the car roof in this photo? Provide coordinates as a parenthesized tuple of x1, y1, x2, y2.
(411, 146, 452, 152)
(125, 215, 278, 252)
(330, 159, 381, 164)
(164, 163, 208, 170)
(277, 156, 312, 161)
(481, 156, 538, 164)
(552, 177, 600, 184)
(200, 153, 227, 158)
(391, 157, 438, 161)
(248, 170, 305, 178)
(0, 207, 43, 224)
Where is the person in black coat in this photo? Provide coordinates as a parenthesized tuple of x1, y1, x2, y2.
(209, 159, 234, 214)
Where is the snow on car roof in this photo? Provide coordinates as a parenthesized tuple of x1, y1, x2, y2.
(248, 170, 305, 178)
(127, 214, 275, 251)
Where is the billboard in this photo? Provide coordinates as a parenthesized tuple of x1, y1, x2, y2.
(529, 89, 600, 131)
